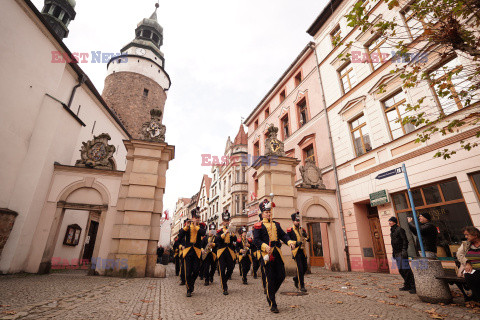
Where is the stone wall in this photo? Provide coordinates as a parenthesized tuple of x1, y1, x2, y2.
(102, 72, 167, 139)
(0, 209, 18, 257)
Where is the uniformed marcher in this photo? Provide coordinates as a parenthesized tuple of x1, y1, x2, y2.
(172, 237, 180, 276)
(254, 199, 296, 313)
(254, 213, 267, 294)
(201, 223, 217, 286)
(177, 208, 206, 297)
(179, 220, 189, 286)
(216, 211, 237, 295)
(236, 226, 252, 285)
(287, 212, 310, 292)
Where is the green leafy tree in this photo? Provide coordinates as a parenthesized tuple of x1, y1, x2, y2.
(340, 0, 480, 159)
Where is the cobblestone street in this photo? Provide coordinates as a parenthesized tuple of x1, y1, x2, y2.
(1, 265, 479, 320)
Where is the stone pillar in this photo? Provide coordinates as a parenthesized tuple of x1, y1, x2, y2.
(252, 156, 300, 274)
(109, 139, 174, 277)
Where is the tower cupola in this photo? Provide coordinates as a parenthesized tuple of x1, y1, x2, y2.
(41, 0, 76, 39)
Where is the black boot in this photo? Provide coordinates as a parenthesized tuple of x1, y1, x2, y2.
(186, 291, 192, 297)
(270, 306, 279, 313)
(223, 290, 229, 295)
(293, 277, 299, 289)
(204, 281, 209, 286)
(300, 286, 307, 292)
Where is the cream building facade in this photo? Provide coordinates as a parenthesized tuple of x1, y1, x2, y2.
(308, 0, 480, 272)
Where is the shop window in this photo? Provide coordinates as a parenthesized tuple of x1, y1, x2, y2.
(392, 179, 473, 258)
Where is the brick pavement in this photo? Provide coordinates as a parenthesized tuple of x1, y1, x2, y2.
(0, 265, 479, 320)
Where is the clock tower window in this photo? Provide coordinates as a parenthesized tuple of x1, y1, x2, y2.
(143, 89, 149, 97)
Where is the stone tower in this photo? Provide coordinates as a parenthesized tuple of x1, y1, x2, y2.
(103, 4, 175, 278)
(102, 3, 171, 139)
(41, 0, 76, 39)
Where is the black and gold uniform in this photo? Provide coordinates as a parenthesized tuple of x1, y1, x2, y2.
(177, 208, 206, 297)
(173, 237, 180, 276)
(287, 212, 310, 292)
(178, 222, 187, 286)
(215, 211, 237, 295)
(201, 223, 217, 286)
(253, 200, 295, 313)
(252, 214, 266, 293)
(235, 227, 252, 285)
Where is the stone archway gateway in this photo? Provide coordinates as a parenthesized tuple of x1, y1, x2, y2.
(38, 180, 110, 274)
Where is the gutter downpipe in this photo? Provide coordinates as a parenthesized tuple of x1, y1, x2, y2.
(311, 42, 351, 272)
(67, 74, 87, 109)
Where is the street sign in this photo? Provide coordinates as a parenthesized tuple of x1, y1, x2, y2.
(369, 190, 390, 207)
(375, 167, 402, 180)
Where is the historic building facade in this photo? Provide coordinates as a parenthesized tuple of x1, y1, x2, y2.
(308, 0, 480, 272)
(243, 44, 347, 271)
(0, 0, 174, 276)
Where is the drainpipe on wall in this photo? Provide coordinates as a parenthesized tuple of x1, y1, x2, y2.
(67, 74, 87, 109)
(311, 42, 351, 272)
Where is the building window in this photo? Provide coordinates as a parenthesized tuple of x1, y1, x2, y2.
(330, 25, 341, 46)
(366, 36, 389, 71)
(53, 5, 62, 18)
(469, 172, 480, 201)
(303, 144, 315, 163)
(280, 90, 286, 103)
(383, 90, 415, 140)
(265, 107, 270, 118)
(295, 71, 302, 87)
(253, 141, 260, 157)
(143, 88, 149, 97)
(143, 30, 152, 39)
(349, 114, 372, 156)
(391, 179, 473, 258)
(429, 57, 473, 116)
(339, 62, 357, 94)
(281, 115, 290, 140)
(297, 98, 308, 127)
(254, 119, 258, 130)
(402, 6, 427, 41)
(254, 178, 259, 199)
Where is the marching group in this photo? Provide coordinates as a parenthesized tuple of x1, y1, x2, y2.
(171, 199, 309, 313)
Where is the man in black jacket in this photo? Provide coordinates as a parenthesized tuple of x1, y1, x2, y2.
(407, 212, 438, 258)
(389, 217, 416, 293)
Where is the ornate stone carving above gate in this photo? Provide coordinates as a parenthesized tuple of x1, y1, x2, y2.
(299, 158, 326, 189)
(140, 109, 166, 142)
(75, 133, 116, 170)
(264, 126, 285, 156)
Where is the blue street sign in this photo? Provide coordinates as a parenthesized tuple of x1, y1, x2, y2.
(375, 167, 402, 180)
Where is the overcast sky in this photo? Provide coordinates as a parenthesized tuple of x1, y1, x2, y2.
(32, 0, 328, 216)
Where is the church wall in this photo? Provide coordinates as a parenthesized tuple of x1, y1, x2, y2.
(0, 0, 129, 273)
(51, 209, 89, 263)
